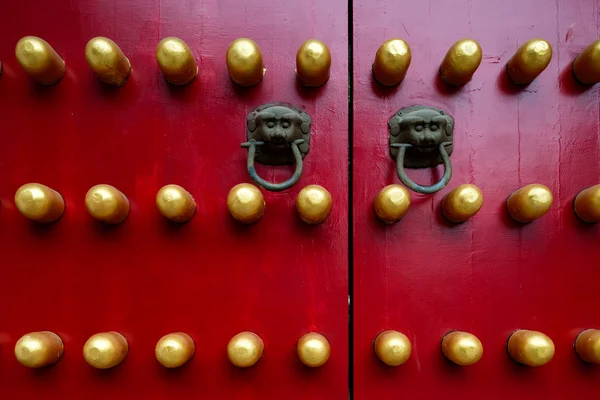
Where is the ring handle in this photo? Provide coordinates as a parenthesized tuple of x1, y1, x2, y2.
(392, 142, 452, 194)
(241, 139, 305, 192)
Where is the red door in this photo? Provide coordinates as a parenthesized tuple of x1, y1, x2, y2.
(0, 1, 348, 398)
(353, 0, 600, 398)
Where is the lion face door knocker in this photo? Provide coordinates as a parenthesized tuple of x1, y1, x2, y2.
(389, 105, 454, 194)
(241, 103, 311, 192)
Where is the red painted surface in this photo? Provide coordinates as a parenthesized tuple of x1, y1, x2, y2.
(353, 0, 600, 398)
(0, 1, 348, 399)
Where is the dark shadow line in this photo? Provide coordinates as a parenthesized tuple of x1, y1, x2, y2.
(347, 0, 354, 398)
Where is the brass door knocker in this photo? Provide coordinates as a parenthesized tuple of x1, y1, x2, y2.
(241, 103, 311, 192)
(388, 105, 454, 194)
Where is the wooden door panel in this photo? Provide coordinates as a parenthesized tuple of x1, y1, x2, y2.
(353, 0, 599, 398)
(0, 1, 348, 399)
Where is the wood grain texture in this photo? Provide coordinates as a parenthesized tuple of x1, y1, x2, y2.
(0, 0, 348, 398)
(353, 0, 600, 398)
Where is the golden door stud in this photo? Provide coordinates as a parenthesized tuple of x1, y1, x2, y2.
(572, 39, 600, 85)
(83, 332, 129, 369)
(297, 332, 331, 367)
(15, 183, 64, 223)
(227, 331, 264, 368)
(296, 39, 331, 87)
(441, 331, 483, 366)
(575, 329, 600, 364)
(574, 184, 600, 223)
(507, 330, 555, 366)
(15, 36, 65, 85)
(85, 37, 131, 86)
(441, 184, 483, 223)
(14, 331, 64, 368)
(373, 39, 411, 86)
(296, 185, 333, 224)
(507, 39, 552, 85)
(506, 183, 553, 223)
(373, 184, 411, 224)
(439, 39, 482, 86)
(155, 332, 195, 368)
(156, 37, 198, 85)
(85, 184, 130, 224)
(373, 330, 411, 366)
(226, 38, 264, 87)
(227, 183, 265, 224)
(156, 184, 196, 223)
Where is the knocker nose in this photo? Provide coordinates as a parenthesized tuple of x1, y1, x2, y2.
(420, 135, 436, 147)
(270, 132, 287, 145)
(425, 133, 436, 143)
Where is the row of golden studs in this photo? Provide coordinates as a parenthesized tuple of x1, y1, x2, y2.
(14, 331, 330, 369)
(374, 329, 600, 367)
(9, 182, 600, 226)
(13, 328, 600, 370)
(11, 183, 333, 225)
(376, 38, 600, 87)
(375, 183, 600, 224)
(6, 36, 331, 88)
(5, 36, 600, 89)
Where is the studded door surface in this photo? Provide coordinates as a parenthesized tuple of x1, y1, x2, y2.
(353, 0, 600, 398)
(0, 1, 348, 398)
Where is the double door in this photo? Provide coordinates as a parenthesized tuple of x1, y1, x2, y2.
(1, 0, 599, 399)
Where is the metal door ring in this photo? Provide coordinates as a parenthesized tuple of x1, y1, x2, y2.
(391, 142, 453, 194)
(241, 139, 305, 192)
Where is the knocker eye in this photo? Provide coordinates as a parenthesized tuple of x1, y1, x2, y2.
(414, 124, 424, 132)
(266, 121, 275, 128)
(429, 123, 438, 131)
(282, 121, 290, 129)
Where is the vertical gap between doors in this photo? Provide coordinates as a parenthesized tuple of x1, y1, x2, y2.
(347, 0, 354, 397)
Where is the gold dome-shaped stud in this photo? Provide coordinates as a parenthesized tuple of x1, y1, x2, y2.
(15, 36, 65, 85)
(441, 331, 483, 366)
(226, 38, 264, 87)
(15, 183, 65, 223)
(85, 37, 131, 86)
(507, 330, 555, 366)
(227, 183, 265, 224)
(227, 331, 264, 368)
(85, 184, 129, 224)
(296, 39, 331, 87)
(155, 332, 195, 368)
(439, 39, 482, 86)
(373, 184, 411, 224)
(373, 330, 411, 366)
(156, 184, 196, 223)
(296, 185, 333, 224)
(574, 184, 600, 223)
(575, 329, 600, 364)
(14, 331, 64, 368)
(83, 332, 128, 369)
(297, 332, 331, 367)
(156, 37, 198, 86)
(506, 184, 553, 223)
(441, 184, 483, 223)
(572, 40, 600, 85)
(507, 39, 552, 85)
(372, 39, 411, 86)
